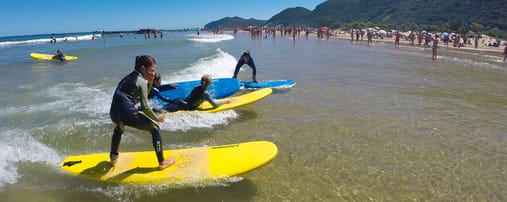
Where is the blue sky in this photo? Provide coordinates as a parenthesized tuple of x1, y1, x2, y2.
(1, 0, 324, 37)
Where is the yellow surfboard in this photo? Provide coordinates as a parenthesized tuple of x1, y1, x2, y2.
(60, 141, 278, 184)
(196, 88, 273, 113)
(30, 53, 78, 61)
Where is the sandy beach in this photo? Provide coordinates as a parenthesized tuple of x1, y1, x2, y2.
(331, 32, 506, 57)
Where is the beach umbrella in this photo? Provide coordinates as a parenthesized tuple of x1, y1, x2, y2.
(378, 30, 387, 35)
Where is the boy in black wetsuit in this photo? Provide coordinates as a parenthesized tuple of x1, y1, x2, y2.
(232, 50, 258, 82)
(163, 74, 229, 112)
(109, 55, 174, 170)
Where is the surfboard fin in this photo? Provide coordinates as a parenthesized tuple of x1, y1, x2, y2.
(63, 160, 82, 167)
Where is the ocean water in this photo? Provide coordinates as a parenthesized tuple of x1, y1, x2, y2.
(0, 31, 506, 201)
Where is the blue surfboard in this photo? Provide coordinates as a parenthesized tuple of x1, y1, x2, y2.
(241, 80, 296, 89)
(155, 78, 240, 103)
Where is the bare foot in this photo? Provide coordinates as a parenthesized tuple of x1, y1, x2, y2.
(109, 154, 118, 167)
(109, 159, 117, 168)
(159, 157, 176, 170)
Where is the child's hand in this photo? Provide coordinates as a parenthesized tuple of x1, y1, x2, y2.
(158, 114, 165, 122)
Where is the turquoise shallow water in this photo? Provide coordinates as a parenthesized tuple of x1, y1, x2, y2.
(0, 31, 506, 201)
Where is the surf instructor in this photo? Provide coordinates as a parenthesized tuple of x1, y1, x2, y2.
(233, 50, 258, 82)
(109, 55, 175, 170)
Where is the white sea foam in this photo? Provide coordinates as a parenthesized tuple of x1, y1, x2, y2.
(78, 176, 243, 201)
(166, 48, 238, 83)
(186, 33, 234, 43)
(157, 49, 240, 131)
(0, 82, 113, 128)
(0, 34, 101, 47)
(450, 56, 506, 70)
(0, 129, 61, 190)
(160, 110, 238, 132)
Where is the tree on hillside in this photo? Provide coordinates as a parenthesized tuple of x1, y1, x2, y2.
(488, 27, 501, 38)
(448, 18, 464, 32)
(470, 22, 484, 34)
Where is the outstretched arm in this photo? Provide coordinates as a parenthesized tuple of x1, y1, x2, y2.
(233, 58, 245, 78)
(248, 58, 257, 82)
(137, 82, 162, 122)
(202, 91, 226, 108)
(152, 88, 172, 103)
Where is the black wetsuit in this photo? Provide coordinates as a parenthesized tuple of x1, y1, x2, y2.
(149, 85, 176, 113)
(109, 70, 165, 163)
(233, 56, 256, 78)
(163, 85, 221, 112)
(52, 53, 66, 61)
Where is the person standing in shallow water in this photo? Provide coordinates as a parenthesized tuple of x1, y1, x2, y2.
(109, 55, 175, 170)
(432, 35, 439, 60)
(395, 31, 401, 47)
(503, 44, 507, 62)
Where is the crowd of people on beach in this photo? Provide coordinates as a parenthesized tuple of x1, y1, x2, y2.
(210, 26, 506, 61)
(46, 25, 507, 63)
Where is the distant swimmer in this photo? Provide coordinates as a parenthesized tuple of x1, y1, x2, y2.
(233, 50, 258, 82)
(52, 49, 66, 61)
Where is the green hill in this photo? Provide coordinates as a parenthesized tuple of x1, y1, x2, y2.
(264, 7, 312, 27)
(204, 17, 265, 30)
(204, 0, 506, 37)
(310, 0, 506, 31)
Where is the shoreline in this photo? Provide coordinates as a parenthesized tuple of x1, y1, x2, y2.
(331, 33, 505, 57)
(228, 29, 506, 59)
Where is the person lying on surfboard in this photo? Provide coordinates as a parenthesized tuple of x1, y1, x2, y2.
(149, 73, 176, 103)
(109, 55, 175, 170)
(52, 49, 66, 61)
(162, 74, 230, 112)
(233, 50, 258, 83)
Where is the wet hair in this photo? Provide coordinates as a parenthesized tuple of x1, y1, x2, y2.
(201, 74, 212, 87)
(243, 50, 250, 57)
(134, 55, 156, 71)
(154, 73, 161, 81)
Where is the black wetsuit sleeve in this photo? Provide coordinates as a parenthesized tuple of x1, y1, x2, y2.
(202, 91, 223, 108)
(151, 87, 172, 103)
(233, 57, 245, 77)
(247, 57, 256, 76)
(137, 80, 159, 123)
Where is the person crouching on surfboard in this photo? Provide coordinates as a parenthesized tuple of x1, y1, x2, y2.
(109, 55, 175, 170)
(163, 74, 230, 112)
(233, 50, 258, 83)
